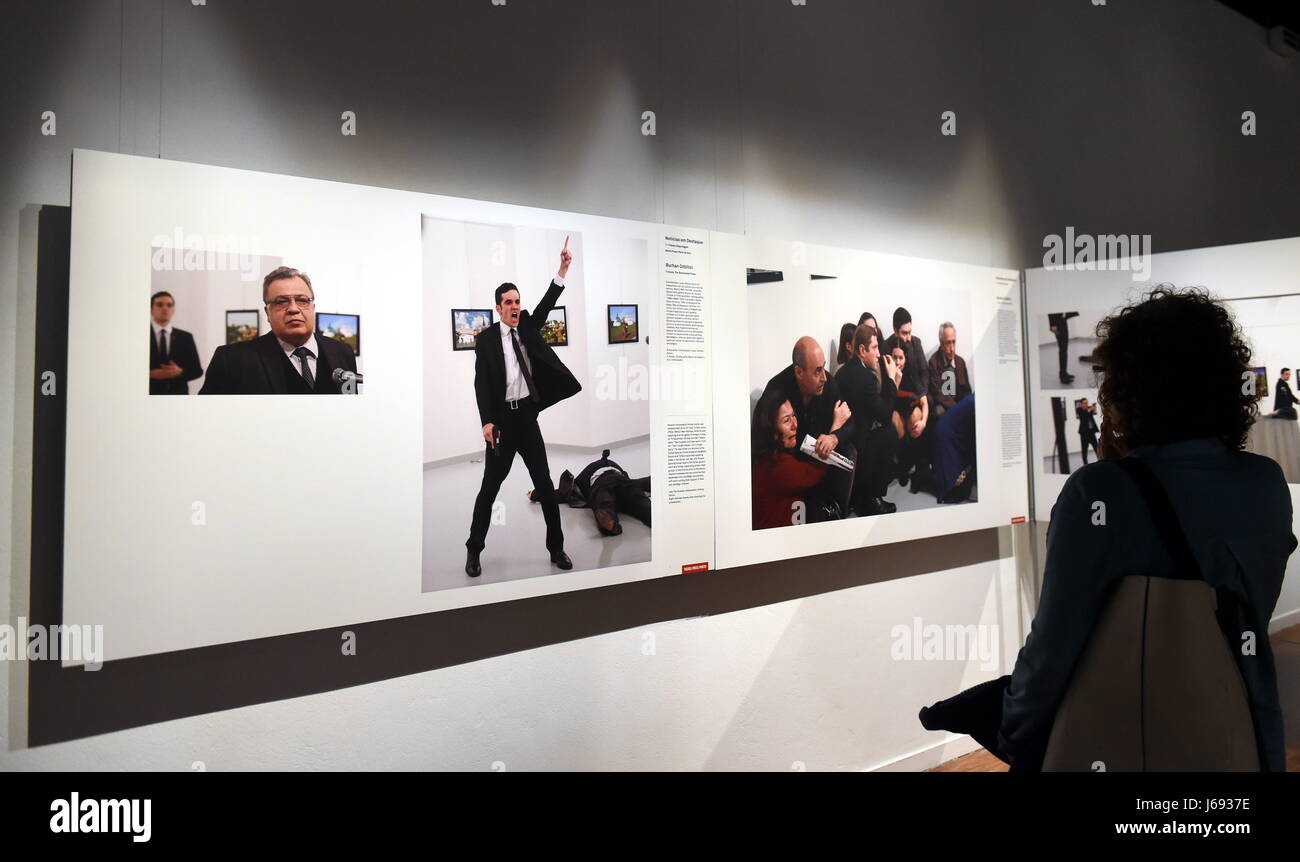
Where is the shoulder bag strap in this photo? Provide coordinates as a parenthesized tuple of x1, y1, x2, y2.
(1114, 456, 1202, 580)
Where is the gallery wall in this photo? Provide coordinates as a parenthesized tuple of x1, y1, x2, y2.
(2, 0, 1298, 770)
(577, 234, 652, 449)
(746, 279, 974, 403)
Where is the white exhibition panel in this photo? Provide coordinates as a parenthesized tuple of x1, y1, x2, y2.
(710, 233, 1029, 570)
(64, 150, 714, 663)
(1024, 236, 1300, 517)
(73, 152, 1299, 661)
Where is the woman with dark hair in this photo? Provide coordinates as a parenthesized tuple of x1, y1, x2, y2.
(997, 286, 1296, 770)
(835, 322, 856, 370)
(751, 389, 829, 530)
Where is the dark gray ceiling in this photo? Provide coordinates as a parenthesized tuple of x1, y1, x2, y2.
(1216, 0, 1300, 33)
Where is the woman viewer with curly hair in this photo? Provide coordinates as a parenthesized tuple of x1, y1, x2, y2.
(999, 286, 1295, 771)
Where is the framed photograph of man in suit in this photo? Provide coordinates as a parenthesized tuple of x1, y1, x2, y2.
(199, 266, 361, 395)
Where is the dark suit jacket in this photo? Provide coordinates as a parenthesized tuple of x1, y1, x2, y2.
(835, 356, 895, 435)
(760, 363, 856, 448)
(1274, 379, 1298, 412)
(198, 331, 358, 394)
(474, 279, 581, 426)
(926, 351, 971, 414)
(1076, 406, 1099, 441)
(575, 452, 626, 497)
(149, 326, 203, 395)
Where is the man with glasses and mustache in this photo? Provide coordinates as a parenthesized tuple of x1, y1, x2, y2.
(199, 266, 359, 394)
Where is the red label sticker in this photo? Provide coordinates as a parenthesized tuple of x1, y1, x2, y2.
(1011, 516, 1027, 524)
(681, 562, 709, 573)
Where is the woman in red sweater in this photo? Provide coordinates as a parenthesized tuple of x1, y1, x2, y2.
(751, 389, 829, 530)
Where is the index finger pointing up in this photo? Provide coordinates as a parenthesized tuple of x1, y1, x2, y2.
(563, 235, 569, 251)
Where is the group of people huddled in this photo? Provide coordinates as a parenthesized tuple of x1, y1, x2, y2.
(751, 307, 976, 530)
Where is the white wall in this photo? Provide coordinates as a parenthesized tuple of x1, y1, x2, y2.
(2, 0, 1297, 770)
(746, 278, 974, 399)
(580, 234, 652, 446)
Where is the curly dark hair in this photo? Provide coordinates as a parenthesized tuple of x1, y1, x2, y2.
(1093, 285, 1256, 451)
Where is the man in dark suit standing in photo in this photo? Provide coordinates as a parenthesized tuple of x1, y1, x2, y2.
(465, 239, 581, 577)
(1047, 311, 1077, 384)
(148, 291, 203, 394)
(884, 307, 932, 490)
(1076, 397, 1100, 464)
(835, 322, 898, 516)
(199, 266, 358, 395)
(1274, 368, 1298, 420)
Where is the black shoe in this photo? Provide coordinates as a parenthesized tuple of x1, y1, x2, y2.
(898, 468, 910, 488)
(858, 496, 897, 516)
(911, 468, 934, 495)
(465, 551, 482, 577)
(550, 550, 573, 570)
(941, 470, 974, 504)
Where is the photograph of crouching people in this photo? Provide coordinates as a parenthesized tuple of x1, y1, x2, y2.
(747, 271, 977, 530)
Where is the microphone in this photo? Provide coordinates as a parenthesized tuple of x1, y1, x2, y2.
(332, 368, 363, 387)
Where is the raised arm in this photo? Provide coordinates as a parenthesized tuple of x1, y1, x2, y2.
(530, 236, 571, 325)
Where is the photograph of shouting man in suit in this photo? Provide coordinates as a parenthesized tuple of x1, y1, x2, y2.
(199, 266, 359, 394)
(465, 238, 582, 577)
